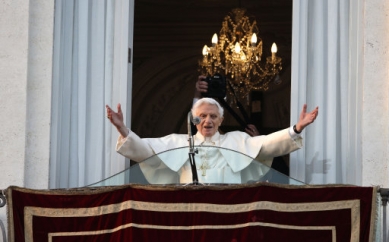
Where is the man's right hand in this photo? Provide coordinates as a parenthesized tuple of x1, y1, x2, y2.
(245, 124, 260, 137)
(106, 103, 129, 138)
(194, 75, 208, 98)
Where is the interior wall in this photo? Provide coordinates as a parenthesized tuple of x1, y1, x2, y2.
(131, 0, 293, 138)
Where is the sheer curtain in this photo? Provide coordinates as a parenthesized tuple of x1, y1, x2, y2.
(290, 0, 364, 185)
(50, 0, 133, 188)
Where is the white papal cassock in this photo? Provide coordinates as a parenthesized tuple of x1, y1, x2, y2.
(116, 127, 302, 184)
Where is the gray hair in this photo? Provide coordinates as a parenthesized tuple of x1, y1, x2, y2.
(192, 98, 224, 117)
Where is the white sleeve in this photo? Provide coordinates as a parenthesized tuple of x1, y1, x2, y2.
(257, 128, 302, 160)
(115, 130, 155, 162)
(288, 126, 302, 140)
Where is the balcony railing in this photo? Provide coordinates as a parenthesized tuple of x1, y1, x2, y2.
(0, 187, 387, 242)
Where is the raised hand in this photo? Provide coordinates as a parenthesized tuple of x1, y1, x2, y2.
(295, 104, 319, 132)
(194, 75, 208, 98)
(106, 103, 128, 137)
(245, 124, 260, 137)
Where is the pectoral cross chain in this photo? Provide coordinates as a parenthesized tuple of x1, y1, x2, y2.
(199, 162, 210, 176)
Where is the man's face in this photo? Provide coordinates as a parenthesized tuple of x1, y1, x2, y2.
(194, 103, 224, 137)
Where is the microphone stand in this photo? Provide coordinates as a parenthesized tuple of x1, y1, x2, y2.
(187, 111, 199, 185)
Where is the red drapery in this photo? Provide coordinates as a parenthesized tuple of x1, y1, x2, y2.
(6, 183, 378, 242)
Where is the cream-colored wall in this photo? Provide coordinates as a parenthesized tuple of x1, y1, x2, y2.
(362, 0, 389, 187)
(0, 0, 29, 230)
(0, 0, 54, 234)
(0, 0, 28, 188)
(25, 1, 54, 189)
(357, 1, 389, 238)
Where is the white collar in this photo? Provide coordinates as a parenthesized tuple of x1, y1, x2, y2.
(194, 131, 221, 145)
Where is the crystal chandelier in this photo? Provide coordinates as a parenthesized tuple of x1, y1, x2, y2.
(199, 8, 282, 105)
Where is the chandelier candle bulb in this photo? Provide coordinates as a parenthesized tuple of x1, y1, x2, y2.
(251, 33, 257, 46)
(271, 43, 278, 61)
(212, 33, 218, 47)
(202, 45, 209, 56)
(234, 42, 241, 53)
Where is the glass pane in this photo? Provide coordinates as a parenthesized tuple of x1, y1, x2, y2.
(88, 146, 305, 187)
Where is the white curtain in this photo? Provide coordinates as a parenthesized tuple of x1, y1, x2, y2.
(290, 0, 364, 185)
(50, 0, 133, 188)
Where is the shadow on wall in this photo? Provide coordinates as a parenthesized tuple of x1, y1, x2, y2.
(305, 152, 332, 184)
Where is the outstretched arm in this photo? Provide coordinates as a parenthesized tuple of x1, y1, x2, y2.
(294, 104, 319, 132)
(106, 103, 129, 138)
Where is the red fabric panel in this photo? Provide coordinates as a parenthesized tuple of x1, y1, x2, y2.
(6, 183, 377, 242)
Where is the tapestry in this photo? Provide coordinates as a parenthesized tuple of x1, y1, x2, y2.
(6, 183, 378, 242)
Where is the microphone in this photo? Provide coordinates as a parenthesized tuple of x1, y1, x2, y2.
(192, 116, 201, 125)
(190, 113, 200, 135)
(188, 111, 199, 146)
(187, 111, 199, 185)
(187, 111, 194, 137)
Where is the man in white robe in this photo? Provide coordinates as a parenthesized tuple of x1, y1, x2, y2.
(106, 98, 319, 184)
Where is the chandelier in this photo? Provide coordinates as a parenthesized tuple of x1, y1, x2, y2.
(199, 8, 282, 105)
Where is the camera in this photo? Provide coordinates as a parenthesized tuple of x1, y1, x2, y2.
(202, 74, 226, 98)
